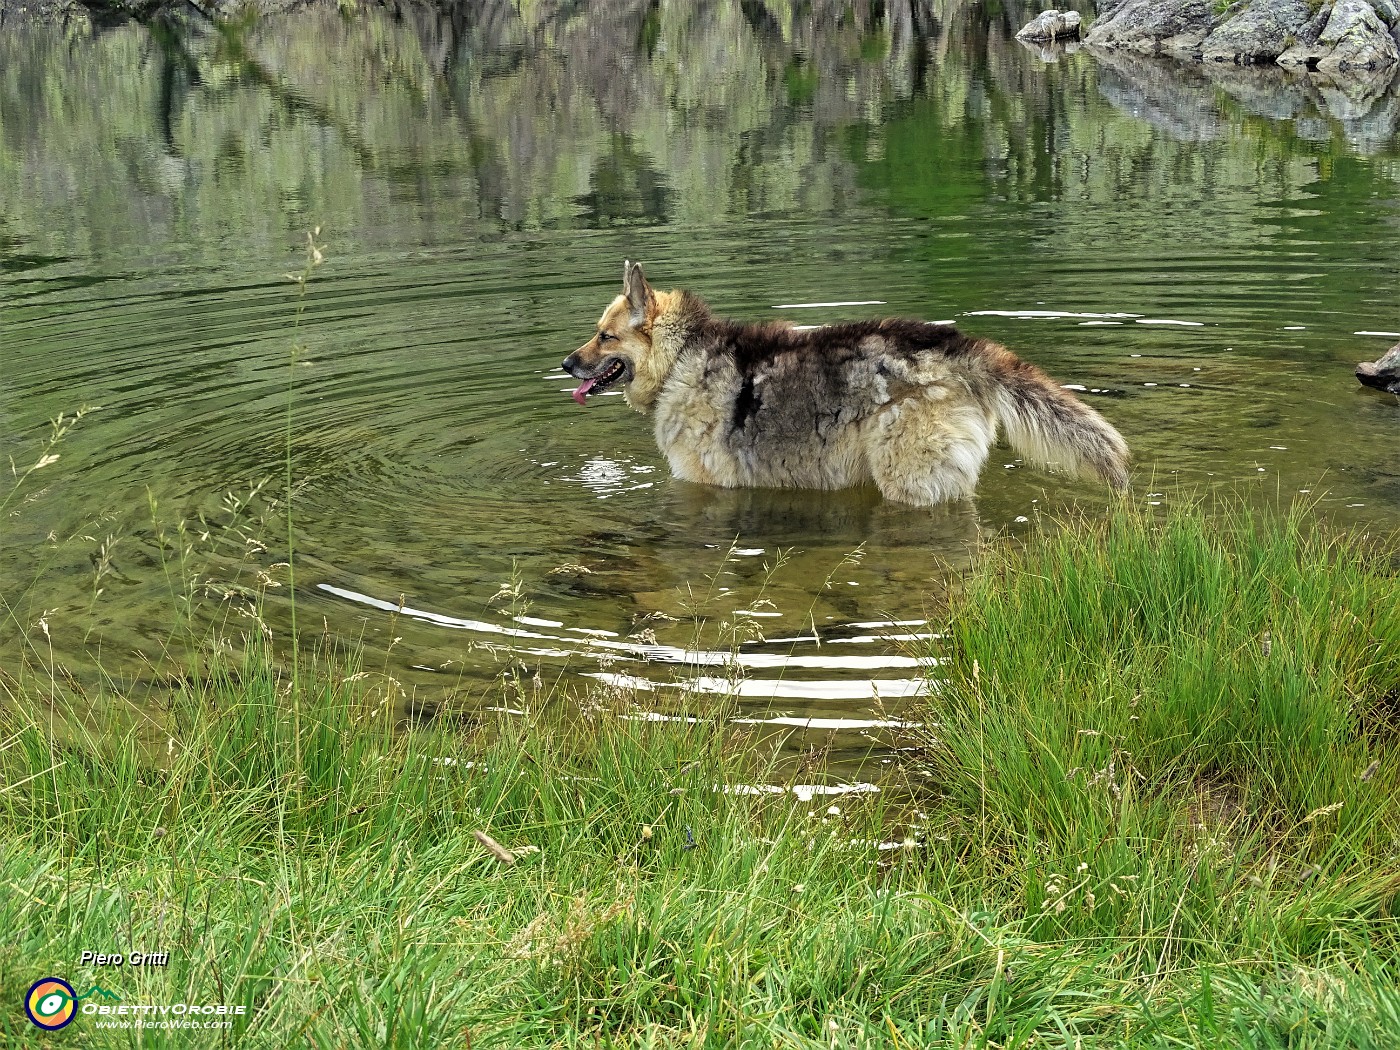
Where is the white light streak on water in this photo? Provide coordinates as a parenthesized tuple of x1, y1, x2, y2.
(966, 309, 1140, 319)
(773, 300, 886, 308)
(724, 782, 881, 799)
(515, 615, 563, 627)
(585, 672, 930, 700)
(846, 619, 928, 629)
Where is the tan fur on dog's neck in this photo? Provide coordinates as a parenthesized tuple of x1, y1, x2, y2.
(621, 289, 686, 413)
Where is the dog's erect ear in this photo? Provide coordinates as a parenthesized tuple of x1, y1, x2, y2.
(623, 259, 655, 328)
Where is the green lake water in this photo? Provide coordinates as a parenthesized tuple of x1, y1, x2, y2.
(3, 1, 1398, 760)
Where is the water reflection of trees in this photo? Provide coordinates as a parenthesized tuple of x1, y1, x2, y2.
(0, 0, 1396, 258)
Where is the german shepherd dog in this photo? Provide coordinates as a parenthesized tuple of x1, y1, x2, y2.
(563, 262, 1130, 506)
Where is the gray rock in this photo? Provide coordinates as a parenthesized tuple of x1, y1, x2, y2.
(1202, 0, 1314, 64)
(1317, 0, 1400, 71)
(1276, 1, 1400, 70)
(1356, 342, 1400, 394)
(1017, 9, 1082, 42)
(1084, 0, 1216, 56)
(1370, 0, 1398, 24)
(1299, 3, 1336, 44)
(1278, 3, 1337, 67)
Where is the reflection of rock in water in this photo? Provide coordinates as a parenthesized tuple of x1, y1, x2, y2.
(1199, 59, 1400, 150)
(1090, 47, 1224, 141)
(1094, 42, 1400, 146)
(1201, 61, 1311, 121)
(1016, 38, 1082, 64)
(1294, 114, 1335, 140)
(1313, 69, 1394, 116)
(1312, 69, 1400, 151)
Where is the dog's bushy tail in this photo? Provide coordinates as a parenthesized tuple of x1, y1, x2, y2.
(993, 363, 1130, 489)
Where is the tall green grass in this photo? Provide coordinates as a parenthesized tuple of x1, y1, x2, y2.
(2, 497, 1398, 1047)
(907, 498, 1400, 1043)
(927, 497, 1399, 863)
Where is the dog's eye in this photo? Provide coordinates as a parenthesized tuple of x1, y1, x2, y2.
(598, 331, 614, 343)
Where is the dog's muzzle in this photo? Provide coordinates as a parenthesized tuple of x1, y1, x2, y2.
(562, 353, 631, 405)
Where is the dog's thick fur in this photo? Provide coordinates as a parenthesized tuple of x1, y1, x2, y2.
(563, 262, 1130, 506)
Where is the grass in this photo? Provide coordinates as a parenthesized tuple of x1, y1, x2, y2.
(2, 496, 1398, 1046)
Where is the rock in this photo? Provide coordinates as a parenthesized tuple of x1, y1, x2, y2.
(1301, 3, 1337, 41)
(1202, 0, 1314, 64)
(1316, 0, 1400, 72)
(1088, 0, 1399, 80)
(1278, 3, 1336, 68)
(1016, 9, 1082, 42)
(1083, 0, 1217, 57)
(0, 0, 85, 20)
(1357, 342, 1400, 394)
(1371, 0, 1399, 24)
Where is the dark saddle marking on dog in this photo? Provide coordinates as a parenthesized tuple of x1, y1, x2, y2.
(731, 375, 763, 432)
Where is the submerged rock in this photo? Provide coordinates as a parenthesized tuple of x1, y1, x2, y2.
(1016, 9, 1083, 42)
(1356, 342, 1400, 395)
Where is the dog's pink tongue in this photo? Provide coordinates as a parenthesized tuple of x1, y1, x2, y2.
(571, 378, 597, 405)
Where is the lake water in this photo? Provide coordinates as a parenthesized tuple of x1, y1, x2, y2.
(3, 1, 1398, 760)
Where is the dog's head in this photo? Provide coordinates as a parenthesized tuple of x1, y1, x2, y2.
(563, 260, 667, 410)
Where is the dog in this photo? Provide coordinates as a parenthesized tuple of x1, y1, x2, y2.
(562, 262, 1130, 506)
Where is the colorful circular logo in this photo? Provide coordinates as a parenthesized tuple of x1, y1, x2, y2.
(25, 978, 77, 1030)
